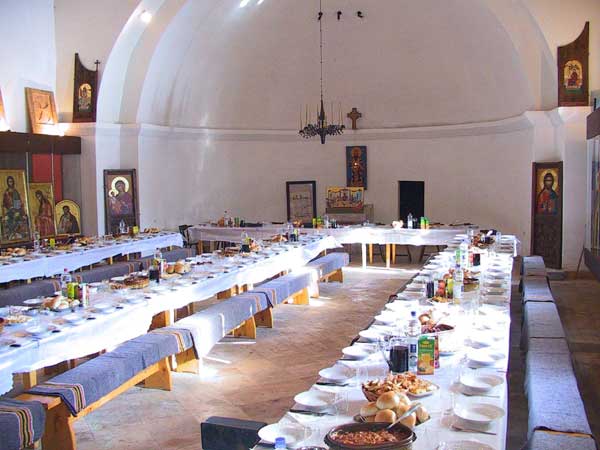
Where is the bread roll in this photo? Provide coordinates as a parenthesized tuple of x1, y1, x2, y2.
(360, 402, 379, 417)
(365, 415, 376, 423)
(416, 405, 430, 424)
(374, 409, 396, 424)
(400, 412, 417, 429)
(175, 261, 185, 274)
(397, 393, 411, 406)
(166, 264, 175, 274)
(392, 404, 409, 418)
(376, 391, 400, 410)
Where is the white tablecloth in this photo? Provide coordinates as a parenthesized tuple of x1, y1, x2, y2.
(190, 225, 468, 246)
(0, 235, 338, 395)
(0, 233, 183, 283)
(255, 237, 517, 450)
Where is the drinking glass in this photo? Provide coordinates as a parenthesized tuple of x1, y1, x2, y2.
(333, 390, 350, 418)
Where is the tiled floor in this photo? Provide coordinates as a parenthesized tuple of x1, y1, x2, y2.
(34, 261, 600, 450)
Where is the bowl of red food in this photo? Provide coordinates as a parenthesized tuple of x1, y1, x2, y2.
(324, 422, 416, 450)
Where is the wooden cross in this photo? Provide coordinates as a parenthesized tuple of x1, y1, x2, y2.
(347, 107, 362, 130)
(94, 60, 101, 72)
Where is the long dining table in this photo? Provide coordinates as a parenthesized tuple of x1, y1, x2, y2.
(189, 224, 470, 268)
(0, 234, 339, 395)
(254, 236, 518, 449)
(0, 232, 184, 284)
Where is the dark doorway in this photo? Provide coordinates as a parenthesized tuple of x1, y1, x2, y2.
(398, 181, 425, 221)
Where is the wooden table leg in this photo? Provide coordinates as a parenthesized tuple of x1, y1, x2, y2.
(151, 309, 174, 329)
(361, 243, 367, 268)
(369, 244, 373, 264)
(23, 370, 38, 389)
(386, 244, 391, 269)
(391, 244, 397, 265)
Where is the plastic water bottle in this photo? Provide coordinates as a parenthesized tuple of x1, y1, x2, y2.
(60, 269, 72, 297)
(407, 213, 413, 229)
(407, 311, 420, 371)
(274, 437, 286, 449)
(460, 239, 469, 268)
(454, 264, 464, 303)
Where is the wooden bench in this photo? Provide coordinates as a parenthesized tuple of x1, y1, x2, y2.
(17, 328, 194, 450)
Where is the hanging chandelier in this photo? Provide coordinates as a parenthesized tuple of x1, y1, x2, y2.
(299, 0, 344, 144)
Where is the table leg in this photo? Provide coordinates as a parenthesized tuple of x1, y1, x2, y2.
(361, 243, 367, 268)
(23, 370, 38, 389)
(369, 244, 373, 264)
(391, 244, 396, 265)
(386, 244, 391, 269)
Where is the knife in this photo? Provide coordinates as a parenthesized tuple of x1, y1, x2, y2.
(288, 409, 333, 416)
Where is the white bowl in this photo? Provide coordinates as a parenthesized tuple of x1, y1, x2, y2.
(25, 326, 52, 337)
(258, 423, 306, 446)
(342, 345, 372, 360)
(294, 390, 333, 411)
(359, 329, 386, 342)
(93, 302, 114, 311)
(374, 313, 396, 325)
(385, 301, 412, 312)
(319, 365, 353, 383)
(454, 403, 505, 425)
(460, 373, 504, 393)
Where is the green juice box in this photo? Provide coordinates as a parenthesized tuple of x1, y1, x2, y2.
(417, 336, 435, 375)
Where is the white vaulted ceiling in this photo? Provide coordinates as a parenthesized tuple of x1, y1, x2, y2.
(129, 0, 549, 130)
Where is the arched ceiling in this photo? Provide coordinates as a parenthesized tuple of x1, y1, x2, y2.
(103, 0, 557, 130)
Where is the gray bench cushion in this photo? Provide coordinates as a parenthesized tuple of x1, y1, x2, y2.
(522, 277, 554, 303)
(176, 296, 255, 357)
(282, 271, 312, 296)
(522, 302, 565, 348)
(75, 262, 134, 283)
(525, 430, 596, 450)
(0, 398, 46, 450)
(236, 292, 270, 313)
(26, 329, 193, 416)
(522, 256, 547, 277)
(527, 338, 570, 355)
(525, 352, 592, 436)
(253, 279, 289, 306)
(308, 252, 349, 279)
(0, 279, 60, 307)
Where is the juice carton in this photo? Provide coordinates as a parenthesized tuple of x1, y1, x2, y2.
(417, 336, 435, 375)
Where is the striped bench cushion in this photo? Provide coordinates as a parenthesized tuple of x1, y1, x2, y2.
(525, 430, 596, 450)
(0, 398, 45, 450)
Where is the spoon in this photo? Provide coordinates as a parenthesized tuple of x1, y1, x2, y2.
(386, 402, 421, 430)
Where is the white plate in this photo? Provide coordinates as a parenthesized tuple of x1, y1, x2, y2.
(483, 287, 507, 295)
(342, 345, 372, 360)
(110, 276, 126, 282)
(454, 403, 505, 425)
(385, 301, 413, 312)
(396, 292, 423, 301)
(437, 440, 495, 450)
(319, 364, 353, 383)
(258, 423, 306, 446)
(460, 373, 504, 393)
(93, 302, 114, 311)
(25, 326, 53, 337)
(23, 298, 44, 306)
(294, 390, 333, 411)
(63, 313, 85, 324)
(469, 350, 506, 366)
(359, 329, 386, 342)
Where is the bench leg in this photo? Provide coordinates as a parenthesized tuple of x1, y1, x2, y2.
(151, 309, 174, 329)
(292, 288, 310, 305)
(233, 317, 257, 339)
(42, 403, 75, 450)
(391, 244, 397, 265)
(174, 348, 201, 374)
(143, 359, 172, 391)
(327, 269, 344, 283)
(255, 308, 274, 328)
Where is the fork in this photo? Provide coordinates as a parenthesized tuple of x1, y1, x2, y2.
(451, 424, 497, 435)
